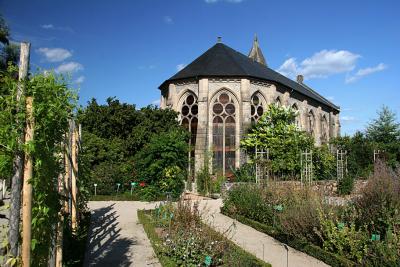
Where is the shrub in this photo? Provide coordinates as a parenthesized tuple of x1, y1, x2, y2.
(134, 129, 189, 200)
(196, 164, 212, 196)
(353, 161, 400, 236)
(222, 184, 273, 224)
(313, 145, 336, 180)
(318, 210, 369, 263)
(337, 175, 354, 195)
(231, 163, 256, 182)
(278, 187, 324, 245)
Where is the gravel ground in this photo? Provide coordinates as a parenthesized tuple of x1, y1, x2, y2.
(85, 199, 329, 267)
(200, 199, 330, 267)
(84, 201, 161, 267)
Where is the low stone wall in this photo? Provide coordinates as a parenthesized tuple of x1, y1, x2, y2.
(222, 179, 369, 197)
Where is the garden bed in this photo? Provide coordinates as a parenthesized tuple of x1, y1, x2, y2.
(138, 202, 271, 267)
(221, 210, 354, 267)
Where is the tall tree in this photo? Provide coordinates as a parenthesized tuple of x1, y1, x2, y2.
(366, 106, 400, 144)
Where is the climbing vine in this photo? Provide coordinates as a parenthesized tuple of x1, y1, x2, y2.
(0, 65, 79, 265)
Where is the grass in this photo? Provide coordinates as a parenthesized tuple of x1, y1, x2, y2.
(138, 209, 271, 267)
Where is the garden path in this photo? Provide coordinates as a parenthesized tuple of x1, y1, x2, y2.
(200, 199, 330, 267)
(84, 201, 161, 267)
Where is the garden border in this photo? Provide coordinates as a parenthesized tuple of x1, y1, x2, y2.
(221, 210, 356, 267)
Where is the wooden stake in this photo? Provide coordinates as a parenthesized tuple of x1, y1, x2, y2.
(21, 97, 34, 267)
(71, 122, 78, 231)
(9, 42, 30, 259)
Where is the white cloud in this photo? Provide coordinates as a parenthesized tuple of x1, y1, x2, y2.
(278, 50, 360, 80)
(277, 58, 298, 78)
(326, 96, 335, 101)
(341, 116, 356, 123)
(41, 24, 54, 29)
(164, 16, 173, 24)
(55, 62, 83, 74)
(205, 0, 244, 3)
(151, 99, 160, 106)
(345, 63, 387, 83)
(176, 63, 186, 71)
(40, 24, 74, 33)
(74, 76, 85, 84)
(37, 48, 72, 62)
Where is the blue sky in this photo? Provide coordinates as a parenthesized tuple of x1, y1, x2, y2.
(2, 0, 399, 135)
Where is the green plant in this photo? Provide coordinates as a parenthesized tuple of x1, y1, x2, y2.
(241, 104, 314, 176)
(338, 175, 354, 195)
(353, 161, 400, 237)
(222, 184, 273, 224)
(231, 163, 255, 182)
(211, 175, 225, 194)
(139, 201, 270, 267)
(318, 210, 369, 263)
(134, 128, 189, 200)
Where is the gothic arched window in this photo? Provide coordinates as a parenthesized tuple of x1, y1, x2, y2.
(251, 93, 265, 124)
(180, 93, 198, 176)
(308, 110, 315, 137)
(321, 115, 329, 144)
(212, 92, 236, 176)
(292, 104, 300, 128)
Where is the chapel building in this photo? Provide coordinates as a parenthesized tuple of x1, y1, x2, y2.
(159, 37, 340, 177)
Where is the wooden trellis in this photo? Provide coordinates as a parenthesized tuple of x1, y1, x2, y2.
(255, 146, 269, 184)
(301, 150, 313, 186)
(336, 150, 347, 181)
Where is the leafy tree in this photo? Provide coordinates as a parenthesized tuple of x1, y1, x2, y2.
(241, 104, 313, 176)
(134, 129, 189, 199)
(331, 132, 374, 178)
(79, 98, 187, 198)
(366, 106, 400, 167)
(0, 14, 19, 71)
(366, 106, 400, 144)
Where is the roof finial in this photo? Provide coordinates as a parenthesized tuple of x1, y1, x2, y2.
(248, 34, 267, 66)
(217, 36, 222, 43)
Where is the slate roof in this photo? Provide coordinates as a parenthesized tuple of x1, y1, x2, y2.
(159, 42, 339, 111)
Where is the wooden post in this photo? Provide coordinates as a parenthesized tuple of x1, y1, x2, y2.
(64, 130, 71, 215)
(9, 42, 30, 258)
(21, 97, 34, 267)
(71, 122, 78, 231)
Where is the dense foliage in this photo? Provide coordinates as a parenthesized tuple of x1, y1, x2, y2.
(241, 104, 314, 177)
(0, 14, 19, 71)
(222, 161, 400, 266)
(78, 98, 189, 199)
(332, 106, 400, 179)
(0, 66, 81, 265)
(240, 104, 336, 180)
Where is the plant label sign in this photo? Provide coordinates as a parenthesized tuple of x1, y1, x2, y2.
(204, 255, 212, 266)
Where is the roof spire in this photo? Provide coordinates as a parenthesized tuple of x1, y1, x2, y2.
(248, 34, 267, 66)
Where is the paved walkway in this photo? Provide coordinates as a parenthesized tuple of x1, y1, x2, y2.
(84, 201, 161, 267)
(84, 200, 329, 267)
(200, 199, 329, 267)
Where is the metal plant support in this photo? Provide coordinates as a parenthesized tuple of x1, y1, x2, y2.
(336, 150, 348, 181)
(255, 146, 269, 184)
(301, 150, 313, 186)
